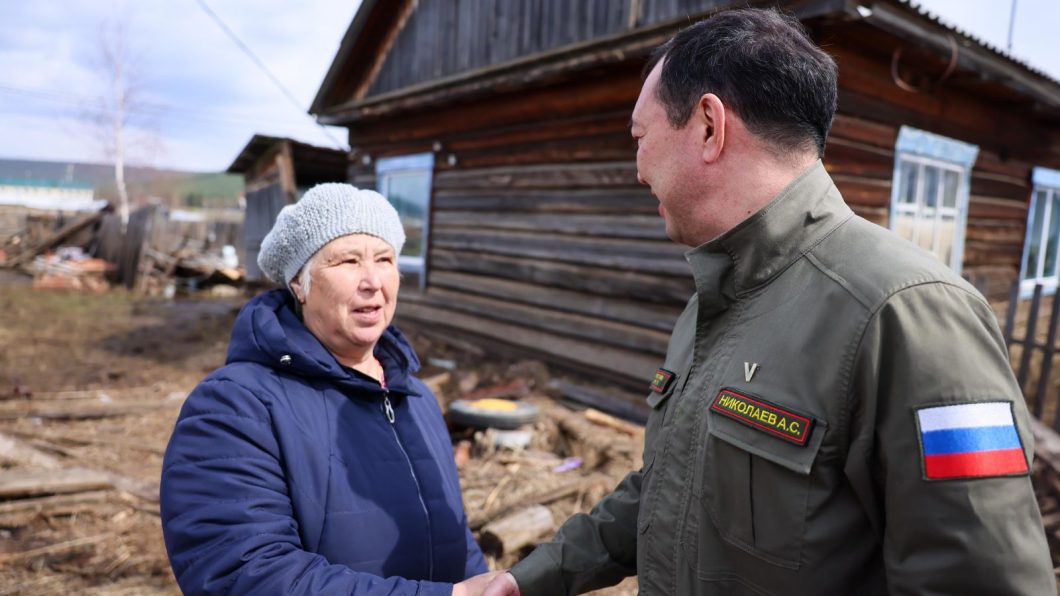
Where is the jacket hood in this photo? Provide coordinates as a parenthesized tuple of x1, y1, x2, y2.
(225, 289, 421, 394)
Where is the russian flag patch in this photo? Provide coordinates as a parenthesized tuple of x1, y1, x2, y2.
(916, 402, 1029, 481)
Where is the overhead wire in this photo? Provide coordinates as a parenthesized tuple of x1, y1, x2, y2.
(0, 84, 316, 129)
(190, 0, 348, 150)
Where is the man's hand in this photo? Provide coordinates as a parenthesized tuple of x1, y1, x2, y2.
(452, 570, 505, 596)
(482, 572, 520, 596)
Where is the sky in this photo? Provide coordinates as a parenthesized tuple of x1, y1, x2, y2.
(0, 0, 1057, 174)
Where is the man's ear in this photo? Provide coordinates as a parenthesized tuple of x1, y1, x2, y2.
(289, 278, 306, 304)
(698, 93, 726, 164)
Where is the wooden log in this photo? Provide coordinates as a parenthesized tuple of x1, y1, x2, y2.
(828, 114, 897, 149)
(463, 379, 530, 400)
(429, 270, 683, 332)
(0, 489, 112, 516)
(422, 371, 451, 398)
(408, 287, 672, 356)
(434, 189, 654, 214)
(6, 209, 106, 268)
(431, 228, 690, 276)
(468, 476, 602, 529)
(432, 161, 640, 192)
(479, 505, 555, 556)
(397, 300, 661, 390)
(430, 249, 694, 306)
(432, 211, 665, 239)
(0, 533, 112, 564)
(551, 380, 651, 425)
(584, 408, 643, 437)
(3, 428, 166, 456)
(0, 432, 63, 469)
(0, 467, 111, 499)
(0, 401, 173, 421)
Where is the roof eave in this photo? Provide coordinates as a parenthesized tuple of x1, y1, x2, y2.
(309, 0, 381, 116)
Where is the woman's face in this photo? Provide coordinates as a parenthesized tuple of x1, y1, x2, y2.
(294, 234, 400, 364)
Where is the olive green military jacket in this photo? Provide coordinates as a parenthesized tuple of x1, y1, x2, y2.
(510, 162, 1054, 595)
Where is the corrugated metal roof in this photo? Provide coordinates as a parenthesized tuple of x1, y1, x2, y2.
(896, 0, 1059, 85)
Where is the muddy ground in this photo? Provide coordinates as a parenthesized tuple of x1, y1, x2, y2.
(0, 277, 639, 595)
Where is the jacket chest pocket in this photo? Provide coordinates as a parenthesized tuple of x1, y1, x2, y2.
(637, 382, 675, 535)
(691, 398, 827, 571)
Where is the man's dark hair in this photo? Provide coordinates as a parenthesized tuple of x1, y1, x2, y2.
(647, 8, 837, 157)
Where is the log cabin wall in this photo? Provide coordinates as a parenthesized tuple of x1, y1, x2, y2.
(815, 19, 1060, 299)
(349, 66, 690, 391)
(319, 1, 1060, 392)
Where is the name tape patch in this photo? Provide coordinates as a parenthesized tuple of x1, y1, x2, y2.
(916, 401, 1029, 481)
(650, 368, 675, 393)
(710, 388, 814, 446)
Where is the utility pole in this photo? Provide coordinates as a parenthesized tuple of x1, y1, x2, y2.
(1007, 0, 1019, 52)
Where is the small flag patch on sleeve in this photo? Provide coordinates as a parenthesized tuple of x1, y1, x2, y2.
(916, 402, 1029, 480)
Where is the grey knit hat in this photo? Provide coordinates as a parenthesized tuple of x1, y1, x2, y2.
(257, 183, 406, 287)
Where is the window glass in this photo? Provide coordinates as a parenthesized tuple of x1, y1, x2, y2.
(385, 172, 429, 259)
(1023, 190, 1047, 281)
(1045, 191, 1060, 281)
(923, 166, 939, 210)
(900, 161, 918, 205)
(942, 170, 959, 208)
(376, 153, 434, 289)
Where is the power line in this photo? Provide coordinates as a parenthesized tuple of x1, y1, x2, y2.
(190, 0, 348, 150)
(0, 84, 313, 128)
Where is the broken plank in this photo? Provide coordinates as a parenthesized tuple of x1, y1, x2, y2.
(468, 475, 605, 530)
(0, 489, 112, 516)
(584, 408, 643, 437)
(0, 432, 63, 469)
(422, 371, 451, 398)
(4, 428, 167, 456)
(0, 401, 173, 421)
(0, 532, 113, 564)
(479, 505, 555, 557)
(7, 209, 107, 268)
(0, 467, 111, 499)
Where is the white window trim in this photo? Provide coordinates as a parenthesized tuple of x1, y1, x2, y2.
(376, 153, 434, 289)
(888, 126, 978, 273)
(1018, 167, 1060, 298)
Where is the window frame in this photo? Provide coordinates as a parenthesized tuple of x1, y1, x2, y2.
(1018, 167, 1060, 297)
(888, 126, 978, 273)
(375, 153, 434, 290)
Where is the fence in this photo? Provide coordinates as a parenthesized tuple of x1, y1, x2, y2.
(1003, 281, 1060, 428)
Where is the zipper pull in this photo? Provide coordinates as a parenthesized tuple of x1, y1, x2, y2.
(382, 392, 395, 424)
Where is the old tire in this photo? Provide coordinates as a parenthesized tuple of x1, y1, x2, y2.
(447, 398, 540, 430)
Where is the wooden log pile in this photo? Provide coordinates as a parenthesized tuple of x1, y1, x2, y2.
(0, 388, 184, 591)
(1030, 419, 1060, 580)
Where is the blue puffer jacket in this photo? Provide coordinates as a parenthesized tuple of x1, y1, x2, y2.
(161, 289, 487, 595)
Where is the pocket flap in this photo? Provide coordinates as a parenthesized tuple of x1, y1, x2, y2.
(646, 389, 671, 409)
(709, 412, 827, 475)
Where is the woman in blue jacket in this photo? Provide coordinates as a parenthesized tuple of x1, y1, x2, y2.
(160, 183, 493, 595)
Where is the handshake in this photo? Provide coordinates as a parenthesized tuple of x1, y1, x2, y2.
(453, 570, 521, 596)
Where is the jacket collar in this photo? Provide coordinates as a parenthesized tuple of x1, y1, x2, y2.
(227, 289, 422, 398)
(685, 161, 853, 308)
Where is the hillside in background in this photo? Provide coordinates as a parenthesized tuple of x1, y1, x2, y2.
(0, 158, 243, 210)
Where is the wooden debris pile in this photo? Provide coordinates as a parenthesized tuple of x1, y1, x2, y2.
(1029, 419, 1060, 580)
(424, 364, 642, 595)
(0, 204, 244, 296)
(0, 385, 186, 595)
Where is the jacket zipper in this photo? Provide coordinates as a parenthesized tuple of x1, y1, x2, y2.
(380, 388, 434, 580)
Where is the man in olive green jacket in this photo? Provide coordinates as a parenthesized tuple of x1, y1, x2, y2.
(482, 7, 1054, 596)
